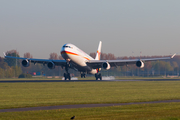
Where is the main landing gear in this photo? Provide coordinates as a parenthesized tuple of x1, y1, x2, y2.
(95, 73, 102, 80)
(81, 73, 86, 78)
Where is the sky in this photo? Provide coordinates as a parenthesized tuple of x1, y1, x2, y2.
(1, 0, 180, 59)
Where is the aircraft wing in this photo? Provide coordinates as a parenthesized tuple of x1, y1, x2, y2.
(4, 53, 67, 66)
(86, 54, 176, 69)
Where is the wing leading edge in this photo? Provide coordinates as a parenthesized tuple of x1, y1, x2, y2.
(87, 54, 176, 69)
(4, 55, 67, 66)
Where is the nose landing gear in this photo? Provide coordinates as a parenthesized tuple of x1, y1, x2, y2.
(64, 73, 71, 80)
(81, 73, 86, 78)
(64, 62, 71, 80)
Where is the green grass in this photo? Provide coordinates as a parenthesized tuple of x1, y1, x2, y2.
(1, 81, 180, 109)
(1, 103, 180, 120)
(1, 81, 180, 119)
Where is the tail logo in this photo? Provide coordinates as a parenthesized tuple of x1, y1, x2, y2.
(97, 50, 101, 60)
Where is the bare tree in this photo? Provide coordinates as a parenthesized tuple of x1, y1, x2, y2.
(107, 53, 116, 60)
(49, 53, 58, 60)
(24, 52, 33, 58)
(6, 50, 19, 55)
(89, 52, 96, 59)
(59, 55, 64, 60)
(5, 50, 20, 67)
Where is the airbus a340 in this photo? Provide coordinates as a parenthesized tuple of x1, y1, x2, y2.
(4, 41, 176, 80)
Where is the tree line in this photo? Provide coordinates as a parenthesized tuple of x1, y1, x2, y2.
(0, 50, 179, 78)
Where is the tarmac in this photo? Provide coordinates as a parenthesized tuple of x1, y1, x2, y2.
(0, 99, 180, 113)
(1, 78, 180, 83)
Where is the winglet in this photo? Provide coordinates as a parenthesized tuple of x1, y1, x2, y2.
(171, 53, 176, 58)
(3, 52, 6, 57)
(95, 41, 102, 60)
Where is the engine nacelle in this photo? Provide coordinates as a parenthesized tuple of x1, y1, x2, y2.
(136, 60, 144, 68)
(102, 62, 111, 70)
(22, 59, 30, 67)
(47, 62, 55, 69)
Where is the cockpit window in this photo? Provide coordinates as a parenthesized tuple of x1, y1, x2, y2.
(63, 46, 72, 48)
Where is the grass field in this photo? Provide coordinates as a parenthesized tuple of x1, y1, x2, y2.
(1, 81, 180, 119)
(1, 103, 180, 120)
(0, 103, 180, 120)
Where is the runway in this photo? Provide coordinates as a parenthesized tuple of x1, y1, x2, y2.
(0, 99, 180, 113)
(0, 79, 139, 83)
(0, 79, 180, 83)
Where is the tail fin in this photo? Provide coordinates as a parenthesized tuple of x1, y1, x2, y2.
(95, 41, 102, 60)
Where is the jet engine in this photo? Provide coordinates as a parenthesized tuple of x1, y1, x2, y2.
(102, 62, 111, 70)
(22, 59, 30, 67)
(47, 62, 55, 69)
(136, 60, 144, 68)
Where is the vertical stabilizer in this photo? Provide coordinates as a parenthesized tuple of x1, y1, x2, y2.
(95, 41, 102, 60)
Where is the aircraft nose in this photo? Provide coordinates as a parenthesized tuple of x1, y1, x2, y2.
(60, 46, 64, 53)
(60, 44, 70, 59)
(60, 46, 66, 55)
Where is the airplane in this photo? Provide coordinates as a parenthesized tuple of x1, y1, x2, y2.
(4, 41, 176, 80)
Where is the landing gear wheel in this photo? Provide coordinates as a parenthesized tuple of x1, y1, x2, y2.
(99, 73, 102, 80)
(95, 74, 97, 80)
(95, 73, 102, 80)
(67, 73, 71, 80)
(64, 62, 71, 80)
(81, 73, 86, 78)
(64, 73, 71, 80)
(64, 73, 67, 80)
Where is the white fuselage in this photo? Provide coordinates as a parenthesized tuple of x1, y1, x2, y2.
(60, 43, 98, 74)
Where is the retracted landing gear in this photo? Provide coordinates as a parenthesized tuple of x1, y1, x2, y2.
(95, 73, 102, 80)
